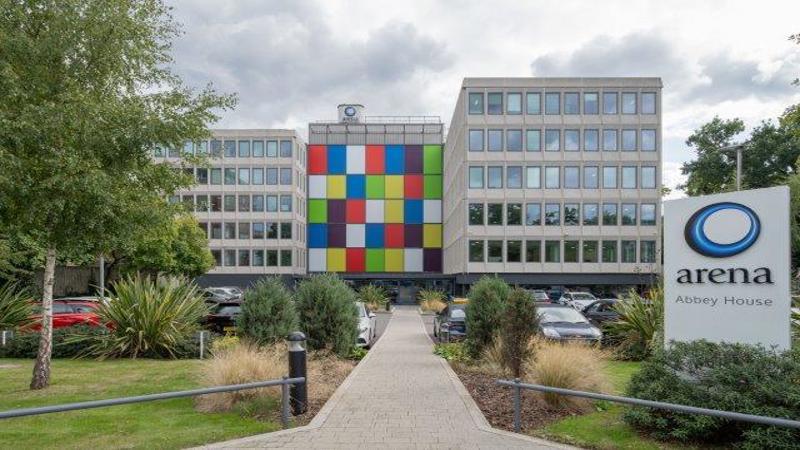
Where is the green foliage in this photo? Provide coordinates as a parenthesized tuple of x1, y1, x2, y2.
(604, 286, 663, 361)
(347, 346, 368, 361)
(357, 284, 387, 310)
(417, 289, 446, 303)
(0, 325, 107, 359)
(624, 342, 800, 448)
(433, 342, 468, 362)
(500, 288, 538, 378)
(679, 116, 745, 195)
(465, 276, 509, 359)
(237, 277, 297, 346)
(82, 275, 209, 359)
(295, 274, 358, 357)
(0, 282, 33, 329)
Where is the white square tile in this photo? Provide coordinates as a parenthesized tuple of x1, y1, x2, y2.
(308, 175, 327, 199)
(308, 248, 327, 272)
(346, 145, 365, 174)
(366, 200, 385, 223)
(346, 224, 365, 248)
(424, 200, 442, 223)
(404, 249, 423, 272)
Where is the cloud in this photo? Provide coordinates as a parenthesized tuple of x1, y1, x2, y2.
(687, 51, 800, 103)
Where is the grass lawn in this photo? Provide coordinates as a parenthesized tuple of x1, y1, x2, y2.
(0, 358, 279, 449)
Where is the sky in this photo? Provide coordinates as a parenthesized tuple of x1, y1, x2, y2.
(168, 0, 800, 198)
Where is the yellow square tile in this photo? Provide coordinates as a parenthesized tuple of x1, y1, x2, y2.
(327, 175, 346, 199)
(384, 175, 404, 199)
(384, 200, 404, 223)
(327, 248, 346, 272)
(384, 249, 404, 272)
(423, 224, 442, 248)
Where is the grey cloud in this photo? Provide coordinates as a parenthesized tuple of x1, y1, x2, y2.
(686, 52, 799, 102)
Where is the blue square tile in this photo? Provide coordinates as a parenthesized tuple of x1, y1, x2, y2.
(404, 200, 423, 224)
(327, 145, 346, 174)
(346, 174, 366, 199)
(308, 224, 328, 248)
(365, 223, 385, 248)
(385, 145, 405, 175)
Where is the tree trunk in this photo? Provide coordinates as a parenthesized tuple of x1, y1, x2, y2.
(30, 247, 56, 390)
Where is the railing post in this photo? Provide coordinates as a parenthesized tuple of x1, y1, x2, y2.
(286, 331, 307, 415)
(513, 378, 521, 433)
(1, 330, 12, 347)
(280, 376, 290, 429)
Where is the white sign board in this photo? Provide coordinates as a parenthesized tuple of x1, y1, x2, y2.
(663, 186, 791, 350)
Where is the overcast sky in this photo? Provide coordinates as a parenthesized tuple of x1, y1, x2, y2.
(168, 0, 800, 198)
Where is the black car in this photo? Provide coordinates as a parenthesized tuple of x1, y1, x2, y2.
(536, 303, 602, 343)
(205, 302, 241, 334)
(581, 299, 620, 326)
(433, 304, 467, 342)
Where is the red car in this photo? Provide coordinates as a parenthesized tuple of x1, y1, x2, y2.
(28, 298, 102, 330)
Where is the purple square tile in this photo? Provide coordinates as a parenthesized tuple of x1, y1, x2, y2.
(404, 145, 423, 174)
(404, 224, 423, 248)
(328, 199, 346, 223)
(423, 249, 442, 272)
(328, 223, 346, 248)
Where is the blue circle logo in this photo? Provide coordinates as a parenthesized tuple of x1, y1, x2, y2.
(344, 106, 356, 117)
(684, 202, 760, 258)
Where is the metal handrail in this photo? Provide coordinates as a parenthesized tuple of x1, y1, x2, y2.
(0, 376, 306, 429)
(496, 378, 800, 433)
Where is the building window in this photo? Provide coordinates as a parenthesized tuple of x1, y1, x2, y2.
(469, 203, 484, 225)
(224, 249, 236, 267)
(622, 166, 637, 189)
(224, 222, 235, 239)
(526, 92, 541, 114)
(545, 203, 560, 225)
(280, 140, 292, 158)
(210, 195, 222, 212)
(469, 166, 484, 188)
(603, 203, 618, 226)
(584, 166, 599, 189)
(564, 166, 579, 188)
(641, 129, 657, 151)
(211, 249, 221, 266)
(507, 93, 522, 114)
(253, 222, 265, 239)
(252, 195, 264, 212)
(603, 166, 617, 189)
(210, 168, 222, 185)
(210, 223, 222, 239)
(641, 204, 656, 226)
(603, 92, 617, 114)
(253, 249, 264, 266)
(564, 93, 579, 114)
(224, 195, 235, 212)
(564, 203, 579, 226)
(526, 203, 541, 225)
(564, 241, 579, 262)
(584, 92, 599, 114)
(469, 240, 484, 262)
(621, 240, 637, 263)
(280, 249, 292, 266)
(487, 93, 503, 115)
(488, 129, 503, 152)
(545, 129, 560, 151)
(507, 129, 522, 151)
(196, 141, 208, 155)
(238, 168, 250, 185)
(507, 203, 522, 225)
(253, 140, 265, 157)
(224, 140, 236, 157)
(584, 129, 599, 151)
(642, 166, 656, 189)
(280, 195, 292, 212)
(622, 129, 637, 151)
(641, 240, 656, 263)
(266, 195, 278, 212)
(507, 166, 522, 188)
(238, 222, 250, 239)
(468, 92, 484, 114)
(267, 140, 278, 157)
(603, 129, 618, 151)
(545, 166, 560, 189)
(642, 92, 656, 114)
(266, 249, 278, 266)
(622, 92, 637, 114)
(487, 166, 503, 188)
(280, 168, 292, 185)
(469, 129, 484, 151)
(602, 241, 617, 263)
(526, 166, 541, 188)
(210, 140, 222, 157)
(238, 140, 250, 157)
(196, 168, 208, 184)
(545, 92, 560, 115)
(238, 195, 250, 212)
(487, 240, 503, 262)
(583, 241, 599, 263)
(507, 240, 522, 262)
(224, 168, 236, 185)
(266, 168, 278, 185)
(280, 222, 292, 239)
(564, 129, 580, 151)
(252, 168, 264, 185)
(526, 129, 541, 151)
(621, 203, 637, 225)
(266, 222, 278, 238)
(545, 240, 560, 262)
(487, 203, 503, 225)
(526, 240, 541, 262)
(583, 203, 599, 225)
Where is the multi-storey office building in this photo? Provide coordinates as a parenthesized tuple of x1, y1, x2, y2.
(443, 78, 662, 292)
(158, 129, 308, 285)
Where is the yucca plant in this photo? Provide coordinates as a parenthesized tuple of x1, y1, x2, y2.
(84, 274, 208, 359)
(605, 285, 664, 360)
(417, 289, 447, 313)
(0, 282, 34, 329)
(358, 284, 387, 311)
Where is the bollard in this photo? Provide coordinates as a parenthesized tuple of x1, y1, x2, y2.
(286, 331, 307, 415)
(196, 331, 209, 359)
(1, 330, 12, 347)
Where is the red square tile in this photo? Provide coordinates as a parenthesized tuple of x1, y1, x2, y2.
(346, 248, 365, 272)
(404, 174, 423, 198)
(366, 145, 385, 174)
(346, 199, 366, 223)
(385, 224, 405, 248)
(308, 145, 327, 174)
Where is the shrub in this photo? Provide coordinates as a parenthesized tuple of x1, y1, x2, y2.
(604, 285, 663, 360)
(500, 288, 539, 378)
(295, 274, 358, 357)
(0, 282, 33, 329)
(83, 274, 208, 359)
(418, 289, 447, 313)
(433, 342, 468, 362)
(465, 276, 509, 358)
(358, 284, 388, 311)
(624, 341, 800, 448)
(195, 342, 284, 412)
(525, 339, 610, 408)
(237, 277, 297, 346)
(212, 334, 240, 355)
(0, 325, 107, 358)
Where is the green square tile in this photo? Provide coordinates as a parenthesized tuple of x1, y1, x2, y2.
(366, 175, 385, 199)
(423, 145, 442, 175)
(366, 249, 385, 272)
(424, 175, 442, 199)
(308, 199, 327, 223)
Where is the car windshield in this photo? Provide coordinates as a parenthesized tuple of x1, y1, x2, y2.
(216, 305, 240, 315)
(538, 307, 588, 324)
(356, 303, 367, 317)
(449, 307, 466, 319)
(532, 292, 549, 300)
(571, 293, 596, 301)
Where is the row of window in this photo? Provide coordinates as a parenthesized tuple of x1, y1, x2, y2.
(212, 248, 294, 267)
(188, 167, 296, 186)
(170, 194, 294, 213)
(156, 140, 296, 159)
(468, 165, 657, 190)
(468, 91, 656, 116)
(468, 239, 657, 264)
(199, 221, 295, 240)
(468, 202, 657, 227)
(468, 128, 657, 152)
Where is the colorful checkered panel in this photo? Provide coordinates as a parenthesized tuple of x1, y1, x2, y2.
(307, 144, 443, 273)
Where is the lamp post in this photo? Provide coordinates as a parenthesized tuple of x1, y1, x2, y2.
(720, 143, 747, 191)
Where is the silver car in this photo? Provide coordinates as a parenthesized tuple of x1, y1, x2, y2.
(356, 302, 377, 348)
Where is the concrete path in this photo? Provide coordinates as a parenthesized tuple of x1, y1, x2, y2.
(201, 306, 572, 449)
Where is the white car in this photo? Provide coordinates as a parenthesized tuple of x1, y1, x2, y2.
(356, 302, 378, 348)
(558, 292, 600, 311)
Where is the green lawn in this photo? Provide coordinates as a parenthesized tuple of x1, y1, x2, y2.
(0, 358, 279, 449)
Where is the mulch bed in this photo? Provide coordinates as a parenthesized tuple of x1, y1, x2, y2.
(452, 363, 586, 432)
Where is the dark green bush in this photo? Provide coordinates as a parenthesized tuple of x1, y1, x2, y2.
(500, 288, 538, 377)
(237, 277, 297, 345)
(295, 274, 357, 357)
(0, 325, 107, 358)
(624, 341, 800, 448)
(465, 276, 509, 358)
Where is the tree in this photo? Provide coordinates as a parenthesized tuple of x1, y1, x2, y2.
(0, 0, 235, 389)
(679, 117, 744, 196)
(500, 288, 538, 378)
(238, 277, 298, 345)
(465, 276, 509, 358)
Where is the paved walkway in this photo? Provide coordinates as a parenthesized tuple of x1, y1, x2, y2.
(201, 307, 572, 449)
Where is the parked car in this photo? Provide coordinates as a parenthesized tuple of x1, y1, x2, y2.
(356, 302, 377, 348)
(202, 287, 241, 304)
(536, 303, 602, 343)
(527, 289, 551, 302)
(433, 304, 467, 342)
(558, 291, 599, 310)
(204, 301, 241, 334)
(546, 286, 565, 301)
(29, 299, 102, 330)
(581, 299, 620, 326)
